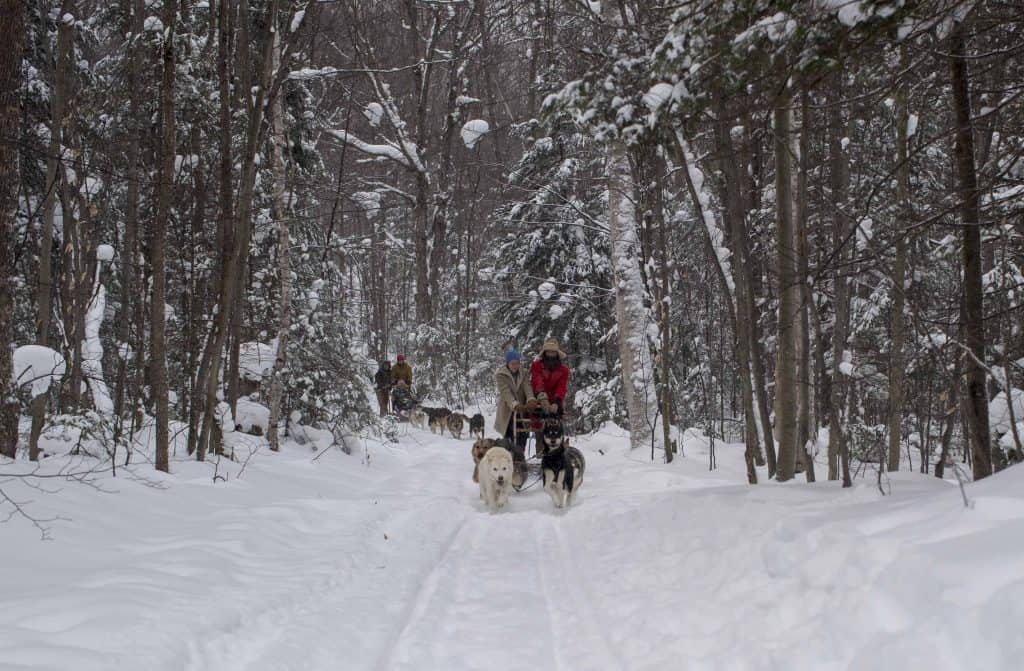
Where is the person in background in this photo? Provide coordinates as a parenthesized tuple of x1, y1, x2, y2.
(392, 354, 413, 388)
(530, 338, 569, 417)
(494, 348, 537, 451)
(373, 360, 392, 416)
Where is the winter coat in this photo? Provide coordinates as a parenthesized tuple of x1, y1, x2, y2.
(494, 364, 536, 434)
(373, 367, 393, 390)
(391, 362, 413, 386)
(530, 358, 569, 408)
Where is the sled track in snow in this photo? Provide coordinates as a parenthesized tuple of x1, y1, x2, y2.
(382, 511, 569, 671)
(530, 518, 571, 671)
(376, 514, 475, 669)
(542, 517, 628, 671)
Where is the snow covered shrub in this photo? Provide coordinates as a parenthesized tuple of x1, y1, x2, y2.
(374, 415, 400, 445)
(41, 412, 127, 467)
(573, 376, 618, 434)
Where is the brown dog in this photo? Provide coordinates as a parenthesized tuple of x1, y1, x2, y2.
(425, 407, 451, 434)
(447, 413, 467, 440)
(471, 438, 497, 483)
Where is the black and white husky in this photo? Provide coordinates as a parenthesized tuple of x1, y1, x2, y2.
(540, 422, 585, 508)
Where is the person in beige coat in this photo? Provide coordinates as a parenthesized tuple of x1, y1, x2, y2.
(494, 348, 537, 450)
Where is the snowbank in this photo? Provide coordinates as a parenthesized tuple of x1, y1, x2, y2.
(235, 397, 270, 434)
(238, 341, 276, 382)
(12, 345, 66, 398)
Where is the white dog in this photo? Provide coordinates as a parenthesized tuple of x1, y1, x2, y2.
(478, 445, 514, 514)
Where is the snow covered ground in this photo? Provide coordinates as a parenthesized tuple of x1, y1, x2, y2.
(2, 418, 1023, 670)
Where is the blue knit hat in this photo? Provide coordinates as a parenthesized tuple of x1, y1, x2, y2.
(505, 348, 521, 363)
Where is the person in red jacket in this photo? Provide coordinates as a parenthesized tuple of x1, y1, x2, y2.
(530, 338, 570, 416)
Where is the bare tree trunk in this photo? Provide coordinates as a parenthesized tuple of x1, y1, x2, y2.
(413, 174, 432, 324)
(191, 0, 233, 461)
(30, 0, 75, 459)
(406, 1, 439, 327)
(796, 88, 815, 483)
(199, 0, 281, 459)
(888, 53, 910, 473)
(112, 0, 143, 434)
(733, 109, 778, 475)
(773, 91, 800, 482)
(652, 151, 676, 463)
(0, 0, 26, 459)
(266, 24, 292, 453)
(949, 21, 993, 479)
(428, 6, 466, 340)
(827, 73, 852, 486)
(59, 151, 84, 411)
(634, 141, 676, 463)
(226, 0, 259, 416)
(151, 0, 177, 472)
(475, 0, 503, 164)
(722, 142, 765, 475)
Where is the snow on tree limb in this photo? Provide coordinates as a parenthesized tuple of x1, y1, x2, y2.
(326, 129, 417, 171)
(460, 119, 489, 149)
(673, 130, 736, 311)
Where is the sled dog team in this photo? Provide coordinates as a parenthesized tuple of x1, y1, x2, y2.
(474, 339, 585, 513)
(407, 406, 485, 441)
(381, 339, 586, 513)
(472, 418, 585, 514)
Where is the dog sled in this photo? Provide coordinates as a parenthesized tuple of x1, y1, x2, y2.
(389, 386, 419, 421)
(506, 409, 574, 491)
(512, 409, 574, 451)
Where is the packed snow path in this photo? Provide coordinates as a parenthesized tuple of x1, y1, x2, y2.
(3, 422, 1024, 670)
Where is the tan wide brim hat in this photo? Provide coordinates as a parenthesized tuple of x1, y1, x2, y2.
(540, 338, 566, 359)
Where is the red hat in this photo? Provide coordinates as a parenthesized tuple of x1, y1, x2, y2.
(397, 354, 405, 362)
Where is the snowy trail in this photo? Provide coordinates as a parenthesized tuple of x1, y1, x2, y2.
(4, 422, 1024, 670)
(180, 428, 627, 671)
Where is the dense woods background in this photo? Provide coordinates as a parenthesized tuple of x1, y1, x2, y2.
(1, 0, 1022, 486)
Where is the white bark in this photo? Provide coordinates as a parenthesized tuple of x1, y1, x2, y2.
(607, 139, 657, 450)
(82, 259, 113, 416)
